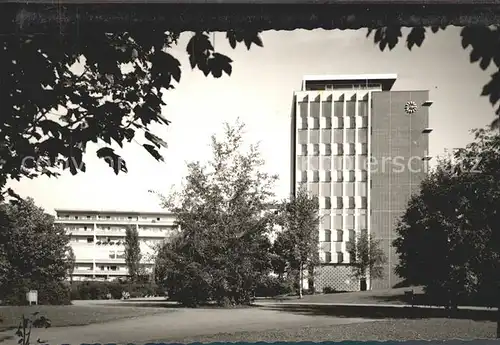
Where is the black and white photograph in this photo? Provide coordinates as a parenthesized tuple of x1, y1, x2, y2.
(0, 1, 499, 344)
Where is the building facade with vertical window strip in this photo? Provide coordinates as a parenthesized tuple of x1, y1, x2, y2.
(290, 74, 433, 291)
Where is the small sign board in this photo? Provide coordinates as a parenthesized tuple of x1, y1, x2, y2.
(26, 290, 38, 305)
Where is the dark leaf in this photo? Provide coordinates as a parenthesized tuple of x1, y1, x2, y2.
(144, 131, 168, 148)
(406, 27, 426, 51)
(96, 147, 127, 174)
(143, 144, 164, 162)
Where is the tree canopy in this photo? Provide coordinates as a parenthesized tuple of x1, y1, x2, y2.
(394, 126, 500, 307)
(153, 119, 278, 306)
(0, 197, 72, 304)
(1, 30, 263, 200)
(272, 186, 320, 298)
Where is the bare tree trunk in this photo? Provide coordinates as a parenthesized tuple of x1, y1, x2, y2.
(299, 263, 303, 299)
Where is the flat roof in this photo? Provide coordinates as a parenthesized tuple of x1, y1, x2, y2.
(302, 73, 398, 91)
(54, 209, 173, 215)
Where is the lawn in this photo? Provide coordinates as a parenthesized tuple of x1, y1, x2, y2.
(261, 286, 426, 305)
(0, 305, 175, 332)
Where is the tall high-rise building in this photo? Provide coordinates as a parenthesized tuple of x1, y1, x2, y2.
(55, 209, 177, 281)
(290, 74, 433, 291)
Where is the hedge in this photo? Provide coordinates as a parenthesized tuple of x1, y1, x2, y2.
(70, 281, 166, 300)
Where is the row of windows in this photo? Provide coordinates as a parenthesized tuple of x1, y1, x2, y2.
(297, 100, 369, 119)
(319, 196, 367, 209)
(299, 116, 368, 130)
(297, 129, 368, 145)
(297, 170, 367, 182)
(66, 226, 168, 233)
(298, 143, 367, 156)
(59, 215, 164, 221)
(323, 229, 359, 242)
(325, 252, 344, 263)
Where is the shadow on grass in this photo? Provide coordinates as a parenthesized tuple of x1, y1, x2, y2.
(262, 304, 499, 322)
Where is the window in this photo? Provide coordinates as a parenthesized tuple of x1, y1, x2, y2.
(300, 171, 307, 183)
(323, 197, 331, 209)
(87, 237, 94, 243)
(356, 156, 368, 170)
(348, 229, 356, 242)
(321, 143, 332, 156)
(345, 143, 355, 155)
(322, 171, 331, 182)
(345, 117, 356, 128)
(83, 226, 87, 231)
(311, 117, 320, 129)
(325, 251, 332, 263)
(157, 217, 161, 221)
(334, 116, 344, 128)
(358, 100, 368, 117)
(337, 252, 344, 263)
(346, 197, 355, 209)
(336, 230, 344, 242)
(357, 196, 368, 209)
(324, 229, 332, 242)
(334, 197, 343, 209)
(300, 115, 308, 129)
(75, 216, 79, 219)
(346, 170, 356, 182)
(323, 116, 332, 129)
(311, 171, 319, 182)
(312, 144, 320, 156)
(299, 144, 308, 155)
(87, 215, 91, 219)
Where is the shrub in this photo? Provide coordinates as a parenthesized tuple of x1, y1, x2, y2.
(70, 281, 162, 300)
(323, 286, 336, 294)
(0, 280, 71, 305)
(254, 275, 292, 297)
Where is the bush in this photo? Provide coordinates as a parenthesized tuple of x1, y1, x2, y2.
(0, 280, 71, 305)
(254, 275, 292, 297)
(323, 286, 336, 294)
(70, 281, 162, 300)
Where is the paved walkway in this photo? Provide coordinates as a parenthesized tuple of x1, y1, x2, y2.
(0, 307, 378, 345)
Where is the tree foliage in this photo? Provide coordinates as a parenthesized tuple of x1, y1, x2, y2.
(394, 126, 500, 308)
(272, 186, 320, 298)
(367, 25, 500, 128)
(153, 119, 278, 307)
(1, 30, 263, 200)
(0, 198, 71, 305)
(125, 225, 142, 282)
(66, 247, 76, 283)
(347, 230, 387, 284)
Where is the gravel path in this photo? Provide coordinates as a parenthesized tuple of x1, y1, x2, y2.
(167, 318, 497, 343)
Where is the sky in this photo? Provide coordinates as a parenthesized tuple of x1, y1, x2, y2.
(8, 27, 496, 215)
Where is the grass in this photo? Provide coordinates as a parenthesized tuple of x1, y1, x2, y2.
(165, 318, 497, 342)
(262, 286, 426, 305)
(0, 305, 175, 332)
